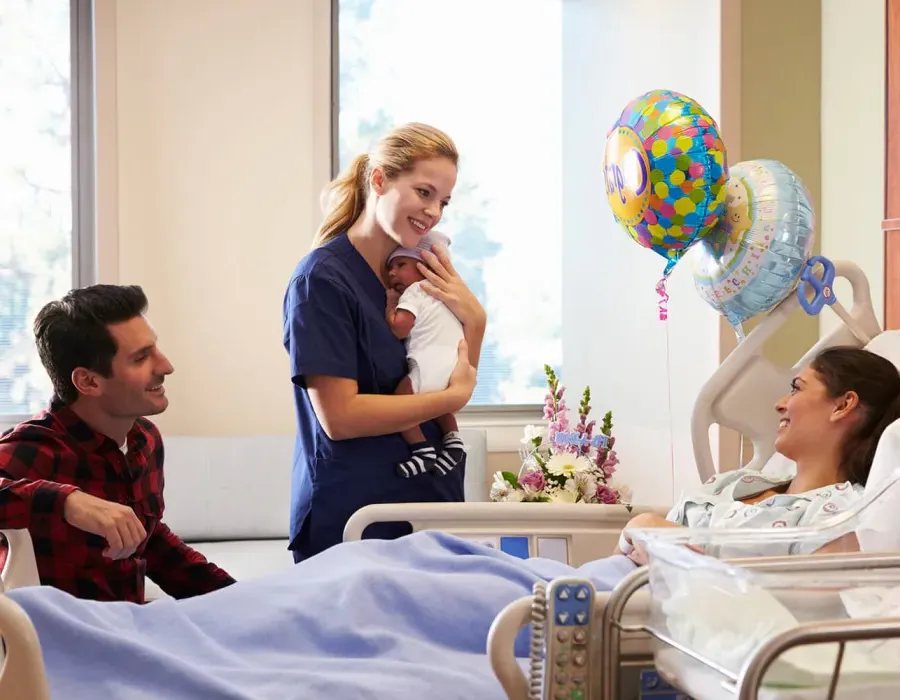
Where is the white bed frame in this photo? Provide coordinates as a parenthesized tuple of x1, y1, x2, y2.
(344, 501, 663, 566)
(0, 260, 897, 700)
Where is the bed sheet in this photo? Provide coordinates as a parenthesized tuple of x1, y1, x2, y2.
(7, 531, 635, 700)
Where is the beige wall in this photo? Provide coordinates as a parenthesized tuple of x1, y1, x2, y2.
(94, 0, 331, 436)
(722, 0, 824, 464)
(740, 0, 823, 369)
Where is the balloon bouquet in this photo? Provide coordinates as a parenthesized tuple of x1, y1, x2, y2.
(603, 89, 829, 340)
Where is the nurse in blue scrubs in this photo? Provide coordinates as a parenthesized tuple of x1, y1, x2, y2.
(282, 122, 486, 562)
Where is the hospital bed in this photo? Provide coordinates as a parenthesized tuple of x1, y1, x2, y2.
(481, 260, 900, 700)
(2, 260, 900, 700)
(343, 260, 900, 699)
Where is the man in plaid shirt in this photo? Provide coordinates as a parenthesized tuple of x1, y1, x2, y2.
(0, 285, 235, 603)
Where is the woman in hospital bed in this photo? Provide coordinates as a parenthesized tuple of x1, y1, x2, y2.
(617, 345, 900, 564)
(7, 346, 900, 700)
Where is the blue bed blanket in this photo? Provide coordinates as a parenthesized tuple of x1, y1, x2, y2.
(8, 531, 635, 700)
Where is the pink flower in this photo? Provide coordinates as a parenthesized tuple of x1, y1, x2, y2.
(556, 403, 569, 431)
(595, 483, 619, 505)
(602, 451, 619, 478)
(519, 469, 546, 494)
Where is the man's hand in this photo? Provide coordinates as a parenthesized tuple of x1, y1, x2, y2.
(63, 490, 147, 560)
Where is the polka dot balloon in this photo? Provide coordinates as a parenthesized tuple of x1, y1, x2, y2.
(603, 89, 729, 277)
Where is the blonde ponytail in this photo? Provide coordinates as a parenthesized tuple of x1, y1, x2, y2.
(312, 122, 459, 249)
(313, 153, 370, 248)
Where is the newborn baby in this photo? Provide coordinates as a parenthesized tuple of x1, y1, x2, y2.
(385, 231, 466, 478)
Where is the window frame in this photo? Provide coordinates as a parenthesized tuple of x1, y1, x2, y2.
(329, 0, 545, 437)
(0, 0, 96, 430)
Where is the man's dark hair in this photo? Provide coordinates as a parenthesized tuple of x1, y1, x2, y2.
(34, 285, 149, 404)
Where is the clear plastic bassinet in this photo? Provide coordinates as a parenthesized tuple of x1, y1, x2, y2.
(629, 468, 900, 699)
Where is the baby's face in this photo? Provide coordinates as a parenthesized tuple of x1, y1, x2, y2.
(387, 256, 426, 292)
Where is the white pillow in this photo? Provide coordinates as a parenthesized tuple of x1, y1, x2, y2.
(857, 419, 900, 551)
(864, 330, 900, 370)
(856, 331, 900, 549)
(835, 329, 900, 550)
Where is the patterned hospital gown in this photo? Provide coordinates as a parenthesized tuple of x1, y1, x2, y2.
(664, 468, 864, 556)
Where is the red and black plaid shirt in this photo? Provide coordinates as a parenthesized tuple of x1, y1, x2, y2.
(0, 401, 235, 603)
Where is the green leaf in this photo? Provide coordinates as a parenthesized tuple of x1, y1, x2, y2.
(501, 471, 521, 489)
(546, 473, 567, 488)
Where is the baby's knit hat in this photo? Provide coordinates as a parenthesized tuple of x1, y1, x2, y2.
(387, 230, 451, 266)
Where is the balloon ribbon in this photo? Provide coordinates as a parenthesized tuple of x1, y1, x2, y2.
(656, 277, 669, 321)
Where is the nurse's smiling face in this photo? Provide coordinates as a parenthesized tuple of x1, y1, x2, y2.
(371, 157, 457, 249)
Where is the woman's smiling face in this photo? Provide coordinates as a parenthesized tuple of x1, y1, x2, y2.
(372, 157, 457, 249)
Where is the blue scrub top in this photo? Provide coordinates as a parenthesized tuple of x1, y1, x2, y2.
(282, 233, 466, 561)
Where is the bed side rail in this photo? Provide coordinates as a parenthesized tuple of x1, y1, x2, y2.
(343, 502, 668, 568)
(0, 530, 40, 593)
(0, 594, 50, 700)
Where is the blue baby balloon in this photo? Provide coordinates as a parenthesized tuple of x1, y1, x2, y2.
(690, 159, 816, 341)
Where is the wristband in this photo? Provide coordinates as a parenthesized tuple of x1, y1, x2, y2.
(618, 531, 634, 555)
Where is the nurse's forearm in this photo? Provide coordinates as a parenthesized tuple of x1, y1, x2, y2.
(341, 392, 465, 438)
(306, 375, 467, 440)
(464, 318, 486, 370)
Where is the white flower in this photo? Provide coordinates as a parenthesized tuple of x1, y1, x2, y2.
(575, 472, 597, 501)
(490, 472, 524, 502)
(549, 487, 577, 503)
(505, 489, 524, 502)
(546, 453, 593, 478)
(549, 479, 580, 503)
(520, 424, 545, 446)
(609, 478, 633, 505)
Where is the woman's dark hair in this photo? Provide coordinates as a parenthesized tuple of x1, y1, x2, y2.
(812, 346, 900, 485)
(33, 284, 149, 404)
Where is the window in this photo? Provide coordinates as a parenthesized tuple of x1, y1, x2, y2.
(0, 0, 94, 420)
(334, 0, 563, 407)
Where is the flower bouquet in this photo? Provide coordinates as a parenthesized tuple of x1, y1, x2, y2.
(490, 365, 632, 508)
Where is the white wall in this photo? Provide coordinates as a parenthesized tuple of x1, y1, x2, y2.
(820, 0, 886, 334)
(562, 0, 727, 505)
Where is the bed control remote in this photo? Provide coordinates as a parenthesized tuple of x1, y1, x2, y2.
(542, 577, 595, 700)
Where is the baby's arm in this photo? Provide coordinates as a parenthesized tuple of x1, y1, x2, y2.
(386, 290, 416, 339)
